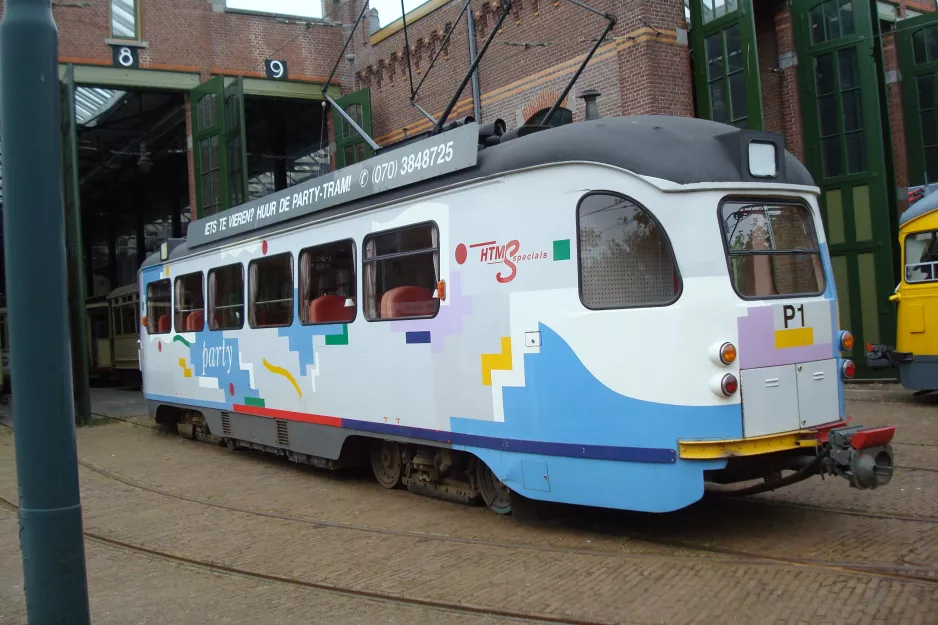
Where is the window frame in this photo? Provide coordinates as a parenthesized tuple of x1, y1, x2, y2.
(208, 263, 246, 332)
(362, 220, 441, 322)
(146, 278, 172, 335)
(110, 0, 141, 40)
(903, 229, 938, 284)
(575, 191, 684, 311)
(174, 271, 205, 333)
(717, 196, 827, 301)
(248, 252, 295, 329)
(299, 238, 358, 326)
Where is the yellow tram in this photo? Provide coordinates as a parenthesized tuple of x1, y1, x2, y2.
(867, 191, 938, 391)
(0, 283, 142, 392)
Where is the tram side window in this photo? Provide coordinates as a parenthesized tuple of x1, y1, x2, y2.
(721, 201, 825, 298)
(208, 264, 245, 330)
(111, 298, 135, 336)
(146, 279, 172, 334)
(577, 193, 681, 309)
(905, 231, 938, 283)
(363, 223, 441, 320)
(249, 253, 294, 328)
(174, 272, 205, 332)
(299, 240, 356, 325)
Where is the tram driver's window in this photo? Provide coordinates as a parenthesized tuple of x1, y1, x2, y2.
(577, 193, 681, 309)
(249, 253, 294, 328)
(299, 240, 357, 324)
(721, 201, 825, 298)
(146, 279, 172, 334)
(208, 264, 244, 330)
(905, 231, 938, 283)
(363, 223, 441, 320)
(174, 272, 204, 332)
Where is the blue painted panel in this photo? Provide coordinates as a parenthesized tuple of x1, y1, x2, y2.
(188, 331, 259, 401)
(820, 243, 846, 420)
(451, 324, 742, 449)
(462, 445, 724, 512)
(277, 288, 346, 375)
(522, 460, 550, 492)
(447, 323, 737, 511)
(405, 331, 432, 344)
(143, 393, 231, 412)
(340, 417, 675, 462)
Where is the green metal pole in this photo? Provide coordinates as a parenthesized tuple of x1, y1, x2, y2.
(62, 64, 92, 426)
(0, 1, 92, 622)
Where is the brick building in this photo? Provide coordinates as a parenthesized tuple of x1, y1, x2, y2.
(1, 0, 937, 377)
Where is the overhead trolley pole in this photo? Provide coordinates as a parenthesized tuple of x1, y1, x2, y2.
(0, 0, 92, 622)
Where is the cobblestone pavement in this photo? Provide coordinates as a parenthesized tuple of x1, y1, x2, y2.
(0, 387, 936, 624)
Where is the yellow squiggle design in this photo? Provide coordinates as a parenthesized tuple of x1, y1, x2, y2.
(262, 358, 302, 398)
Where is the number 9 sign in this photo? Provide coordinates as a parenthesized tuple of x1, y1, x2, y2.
(265, 59, 288, 80)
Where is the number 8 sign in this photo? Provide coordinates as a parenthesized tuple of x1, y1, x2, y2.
(265, 59, 288, 80)
(111, 45, 139, 69)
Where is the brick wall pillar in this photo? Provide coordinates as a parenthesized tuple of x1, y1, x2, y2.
(616, 2, 693, 117)
(774, 4, 804, 162)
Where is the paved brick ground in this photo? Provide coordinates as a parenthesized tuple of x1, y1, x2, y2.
(0, 387, 936, 624)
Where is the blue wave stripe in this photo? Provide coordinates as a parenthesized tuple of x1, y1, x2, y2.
(341, 418, 676, 463)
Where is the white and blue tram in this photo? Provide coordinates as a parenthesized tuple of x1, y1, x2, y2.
(140, 116, 896, 514)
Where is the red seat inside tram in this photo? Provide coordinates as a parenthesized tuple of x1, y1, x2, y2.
(185, 310, 205, 331)
(308, 295, 354, 323)
(380, 286, 436, 319)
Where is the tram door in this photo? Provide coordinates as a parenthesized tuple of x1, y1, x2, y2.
(792, 0, 897, 376)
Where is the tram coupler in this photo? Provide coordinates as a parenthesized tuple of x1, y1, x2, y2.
(865, 343, 910, 370)
(822, 425, 895, 490)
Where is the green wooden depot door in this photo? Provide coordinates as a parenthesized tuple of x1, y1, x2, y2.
(689, 0, 764, 130)
(896, 12, 938, 188)
(190, 76, 248, 217)
(793, 0, 897, 375)
(332, 88, 373, 169)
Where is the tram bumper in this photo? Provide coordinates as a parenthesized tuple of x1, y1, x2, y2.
(682, 421, 896, 492)
(823, 425, 895, 489)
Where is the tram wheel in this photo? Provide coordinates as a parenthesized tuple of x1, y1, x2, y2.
(370, 440, 403, 489)
(476, 461, 511, 515)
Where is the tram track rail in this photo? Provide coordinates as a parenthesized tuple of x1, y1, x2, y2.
(2, 419, 937, 588)
(0, 496, 613, 625)
(51, 455, 938, 586)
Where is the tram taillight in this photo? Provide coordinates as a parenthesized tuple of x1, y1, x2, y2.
(841, 360, 856, 379)
(720, 374, 738, 396)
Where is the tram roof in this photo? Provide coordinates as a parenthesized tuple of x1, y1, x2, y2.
(143, 115, 814, 267)
(900, 190, 938, 227)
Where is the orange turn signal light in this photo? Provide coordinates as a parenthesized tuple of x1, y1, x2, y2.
(719, 342, 737, 365)
(840, 330, 854, 352)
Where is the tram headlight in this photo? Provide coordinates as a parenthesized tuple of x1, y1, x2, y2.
(748, 140, 777, 178)
(839, 330, 854, 351)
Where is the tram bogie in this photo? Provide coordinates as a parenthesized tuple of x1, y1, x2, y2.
(139, 115, 897, 515)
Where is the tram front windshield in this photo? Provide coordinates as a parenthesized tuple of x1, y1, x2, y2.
(721, 201, 825, 299)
